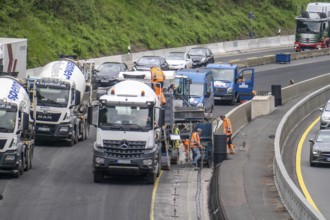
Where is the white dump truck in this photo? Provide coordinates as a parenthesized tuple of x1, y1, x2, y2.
(0, 76, 35, 178)
(91, 80, 163, 184)
(0, 38, 27, 78)
(33, 59, 93, 146)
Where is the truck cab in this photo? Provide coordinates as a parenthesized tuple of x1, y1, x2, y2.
(0, 77, 34, 178)
(91, 80, 162, 184)
(176, 69, 214, 113)
(206, 64, 254, 104)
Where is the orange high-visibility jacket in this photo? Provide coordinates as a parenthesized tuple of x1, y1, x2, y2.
(151, 67, 166, 83)
(190, 132, 201, 148)
(223, 118, 232, 136)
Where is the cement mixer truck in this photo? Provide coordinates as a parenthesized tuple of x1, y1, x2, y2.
(0, 76, 35, 178)
(90, 80, 162, 184)
(33, 60, 93, 146)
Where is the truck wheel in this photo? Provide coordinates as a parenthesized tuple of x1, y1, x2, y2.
(146, 171, 156, 184)
(93, 171, 104, 183)
(24, 150, 31, 171)
(84, 124, 89, 140)
(67, 131, 75, 146)
(14, 156, 24, 178)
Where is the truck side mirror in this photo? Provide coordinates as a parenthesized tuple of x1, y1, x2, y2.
(75, 91, 81, 106)
(87, 106, 94, 125)
(22, 113, 29, 131)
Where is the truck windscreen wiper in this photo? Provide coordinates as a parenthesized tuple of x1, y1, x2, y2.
(124, 123, 145, 131)
(0, 127, 9, 132)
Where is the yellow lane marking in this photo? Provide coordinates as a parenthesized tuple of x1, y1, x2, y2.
(150, 171, 163, 220)
(296, 116, 321, 213)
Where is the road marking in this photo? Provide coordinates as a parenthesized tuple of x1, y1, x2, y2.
(296, 116, 321, 213)
(187, 170, 193, 220)
(150, 171, 163, 220)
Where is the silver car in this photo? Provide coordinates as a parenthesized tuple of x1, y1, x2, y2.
(309, 129, 330, 166)
(319, 100, 330, 129)
(166, 52, 192, 70)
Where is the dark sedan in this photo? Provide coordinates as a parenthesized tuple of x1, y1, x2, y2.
(96, 62, 128, 87)
(309, 129, 330, 166)
(188, 47, 215, 68)
(132, 56, 169, 71)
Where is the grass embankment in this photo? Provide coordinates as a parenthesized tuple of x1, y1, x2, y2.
(0, 0, 312, 68)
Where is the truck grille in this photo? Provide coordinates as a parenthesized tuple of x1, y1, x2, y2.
(36, 112, 61, 122)
(36, 124, 56, 135)
(0, 139, 6, 149)
(103, 140, 146, 159)
(215, 88, 226, 93)
(321, 151, 330, 157)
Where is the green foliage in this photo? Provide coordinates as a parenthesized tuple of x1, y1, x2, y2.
(0, 0, 314, 67)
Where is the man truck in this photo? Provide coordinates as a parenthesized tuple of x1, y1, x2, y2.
(91, 80, 162, 184)
(33, 59, 93, 146)
(0, 76, 35, 178)
(294, 2, 330, 52)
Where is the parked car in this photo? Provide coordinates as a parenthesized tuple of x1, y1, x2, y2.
(187, 47, 215, 68)
(95, 62, 128, 87)
(132, 56, 169, 71)
(309, 129, 330, 166)
(166, 52, 193, 70)
(319, 99, 330, 129)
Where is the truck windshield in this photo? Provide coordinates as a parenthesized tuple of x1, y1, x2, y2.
(37, 87, 69, 107)
(210, 69, 235, 82)
(296, 20, 321, 34)
(0, 108, 16, 133)
(99, 105, 153, 131)
(190, 83, 204, 97)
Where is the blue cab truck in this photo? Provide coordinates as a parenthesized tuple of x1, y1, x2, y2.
(206, 64, 255, 105)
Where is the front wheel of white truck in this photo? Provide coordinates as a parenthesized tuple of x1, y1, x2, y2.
(93, 171, 104, 183)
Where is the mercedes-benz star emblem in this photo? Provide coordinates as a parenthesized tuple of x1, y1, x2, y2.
(120, 140, 129, 150)
(306, 38, 310, 43)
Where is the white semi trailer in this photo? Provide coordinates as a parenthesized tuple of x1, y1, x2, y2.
(0, 38, 27, 78)
(91, 80, 163, 184)
(0, 76, 35, 178)
(33, 60, 92, 146)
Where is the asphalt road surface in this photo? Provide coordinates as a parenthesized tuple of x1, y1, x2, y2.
(1, 49, 330, 220)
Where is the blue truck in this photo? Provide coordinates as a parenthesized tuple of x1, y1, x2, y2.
(206, 64, 255, 105)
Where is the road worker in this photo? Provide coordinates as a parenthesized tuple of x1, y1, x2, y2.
(182, 139, 191, 162)
(220, 115, 235, 154)
(190, 128, 203, 170)
(150, 67, 166, 105)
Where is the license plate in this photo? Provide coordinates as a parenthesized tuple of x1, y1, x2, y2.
(117, 159, 131, 164)
(101, 80, 109, 83)
(38, 127, 50, 131)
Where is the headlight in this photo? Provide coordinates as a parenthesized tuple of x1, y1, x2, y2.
(95, 157, 105, 164)
(64, 113, 72, 120)
(8, 139, 17, 149)
(5, 155, 16, 161)
(143, 159, 153, 166)
(197, 103, 204, 107)
(227, 88, 233, 93)
(312, 149, 320, 156)
(322, 116, 330, 120)
(201, 58, 206, 62)
(59, 126, 69, 133)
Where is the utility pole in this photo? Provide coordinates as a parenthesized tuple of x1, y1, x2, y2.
(248, 12, 255, 38)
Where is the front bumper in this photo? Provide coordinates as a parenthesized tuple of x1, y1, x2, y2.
(214, 94, 233, 100)
(320, 120, 330, 129)
(0, 151, 19, 173)
(93, 147, 158, 176)
(35, 123, 73, 141)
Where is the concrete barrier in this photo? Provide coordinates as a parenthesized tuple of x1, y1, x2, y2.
(274, 85, 330, 220)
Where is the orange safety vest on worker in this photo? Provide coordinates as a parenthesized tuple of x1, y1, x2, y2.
(150, 67, 166, 83)
(190, 132, 201, 148)
(223, 117, 232, 136)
